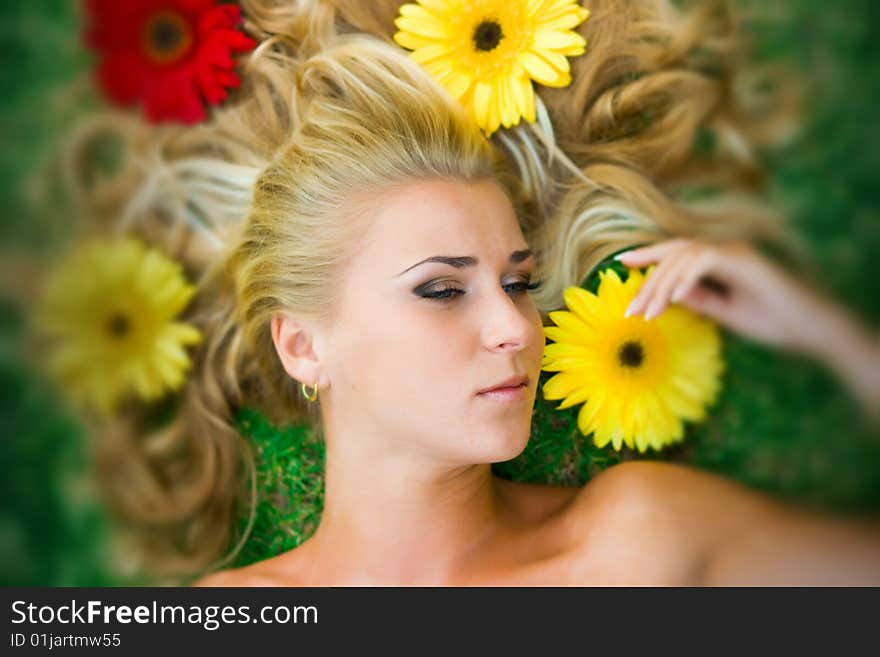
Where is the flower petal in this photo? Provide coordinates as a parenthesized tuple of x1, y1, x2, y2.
(562, 286, 603, 325)
(395, 15, 450, 40)
(533, 29, 586, 52)
(472, 79, 493, 131)
(518, 50, 567, 86)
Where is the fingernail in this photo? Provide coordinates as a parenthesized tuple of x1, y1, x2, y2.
(671, 287, 683, 302)
(624, 300, 637, 317)
(614, 251, 631, 261)
(644, 302, 658, 320)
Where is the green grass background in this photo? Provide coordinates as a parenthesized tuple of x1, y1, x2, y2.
(2, 0, 879, 584)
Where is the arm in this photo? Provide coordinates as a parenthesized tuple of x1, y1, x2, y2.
(617, 239, 880, 422)
(799, 294, 880, 421)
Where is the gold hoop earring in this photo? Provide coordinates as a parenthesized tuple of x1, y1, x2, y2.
(301, 381, 318, 403)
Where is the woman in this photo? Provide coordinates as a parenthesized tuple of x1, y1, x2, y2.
(198, 181, 880, 586)
(62, 0, 879, 584)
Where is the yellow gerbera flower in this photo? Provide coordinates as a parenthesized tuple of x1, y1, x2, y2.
(393, 0, 591, 136)
(37, 237, 202, 416)
(542, 268, 724, 453)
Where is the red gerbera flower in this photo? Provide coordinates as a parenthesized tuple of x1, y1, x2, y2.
(84, 0, 257, 124)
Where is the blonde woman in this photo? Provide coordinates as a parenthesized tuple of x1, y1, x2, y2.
(199, 181, 880, 586)
(66, 0, 879, 584)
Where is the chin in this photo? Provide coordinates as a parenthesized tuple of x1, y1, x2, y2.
(471, 423, 531, 464)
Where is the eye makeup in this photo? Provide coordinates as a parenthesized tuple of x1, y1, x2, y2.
(413, 275, 543, 302)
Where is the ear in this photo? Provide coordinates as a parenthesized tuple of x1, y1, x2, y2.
(270, 312, 326, 389)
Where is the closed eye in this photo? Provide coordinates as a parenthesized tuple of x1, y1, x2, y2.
(416, 278, 543, 303)
(504, 279, 542, 295)
(419, 285, 465, 300)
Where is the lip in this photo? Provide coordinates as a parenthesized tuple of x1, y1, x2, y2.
(477, 374, 529, 396)
(477, 385, 527, 403)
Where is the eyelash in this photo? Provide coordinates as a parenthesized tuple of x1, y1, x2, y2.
(418, 278, 543, 302)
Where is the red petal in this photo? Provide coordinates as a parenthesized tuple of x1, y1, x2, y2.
(142, 67, 206, 124)
(220, 29, 257, 53)
(213, 69, 240, 88)
(94, 52, 149, 105)
(86, 0, 252, 124)
(84, 3, 146, 49)
(196, 68, 228, 105)
(179, 0, 217, 16)
(197, 38, 235, 68)
(197, 5, 241, 34)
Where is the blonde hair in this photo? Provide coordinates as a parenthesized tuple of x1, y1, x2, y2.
(52, 0, 799, 579)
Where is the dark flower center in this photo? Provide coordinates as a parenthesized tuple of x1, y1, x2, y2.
(473, 20, 503, 52)
(618, 340, 645, 368)
(106, 312, 131, 338)
(142, 10, 192, 65)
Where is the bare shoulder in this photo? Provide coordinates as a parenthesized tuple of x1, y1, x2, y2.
(191, 564, 281, 587)
(496, 460, 767, 539)
(589, 462, 880, 585)
(191, 548, 311, 587)
(563, 460, 783, 583)
(575, 459, 777, 517)
(566, 461, 701, 545)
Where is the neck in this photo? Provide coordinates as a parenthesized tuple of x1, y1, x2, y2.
(302, 440, 506, 585)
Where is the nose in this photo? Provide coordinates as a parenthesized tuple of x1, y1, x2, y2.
(482, 287, 538, 353)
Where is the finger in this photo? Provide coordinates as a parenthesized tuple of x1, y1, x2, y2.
(670, 250, 717, 303)
(626, 266, 660, 317)
(626, 254, 683, 318)
(679, 285, 729, 320)
(643, 252, 700, 320)
(614, 238, 691, 267)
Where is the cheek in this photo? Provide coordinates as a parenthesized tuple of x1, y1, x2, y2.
(329, 301, 466, 401)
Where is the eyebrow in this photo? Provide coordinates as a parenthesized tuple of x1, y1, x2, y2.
(395, 249, 534, 277)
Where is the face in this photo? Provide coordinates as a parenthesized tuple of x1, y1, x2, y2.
(316, 178, 545, 464)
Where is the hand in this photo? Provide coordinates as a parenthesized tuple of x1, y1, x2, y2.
(616, 238, 830, 353)
(617, 238, 880, 421)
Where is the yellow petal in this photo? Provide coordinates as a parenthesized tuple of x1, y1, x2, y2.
(472, 79, 493, 131)
(509, 73, 528, 119)
(398, 3, 442, 21)
(548, 309, 595, 336)
(518, 50, 567, 86)
(416, 0, 457, 13)
(533, 5, 590, 32)
(542, 357, 594, 372)
(444, 70, 474, 99)
(597, 269, 631, 315)
(543, 326, 598, 348)
(543, 342, 592, 358)
(395, 15, 449, 40)
(484, 78, 501, 135)
(555, 384, 592, 410)
(394, 30, 437, 51)
(542, 370, 586, 399)
(530, 47, 571, 76)
(411, 43, 452, 65)
(578, 400, 604, 439)
(168, 322, 202, 346)
(563, 286, 603, 324)
(533, 29, 586, 52)
(519, 75, 537, 122)
(497, 77, 517, 128)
